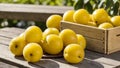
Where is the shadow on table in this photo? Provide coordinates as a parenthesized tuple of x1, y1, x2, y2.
(15, 56, 104, 68)
(33, 59, 60, 68)
(104, 51, 120, 61)
(85, 50, 120, 61)
(54, 58, 104, 68)
(15, 56, 60, 68)
(116, 65, 120, 68)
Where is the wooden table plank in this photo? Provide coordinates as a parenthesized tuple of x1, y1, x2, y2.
(85, 50, 120, 67)
(0, 4, 73, 22)
(0, 27, 120, 68)
(0, 27, 25, 34)
(0, 44, 41, 68)
(0, 44, 109, 68)
(0, 61, 18, 68)
(0, 36, 11, 45)
(94, 57, 120, 66)
(0, 28, 25, 39)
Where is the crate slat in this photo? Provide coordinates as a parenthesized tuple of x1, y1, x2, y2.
(61, 21, 105, 40)
(107, 27, 120, 54)
(86, 37, 105, 53)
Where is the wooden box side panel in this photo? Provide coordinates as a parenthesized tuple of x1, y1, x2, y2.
(86, 37, 106, 53)
(107, 27, 120, 54)
(61, 21, 106, 53)
(61, 21, 105, 40)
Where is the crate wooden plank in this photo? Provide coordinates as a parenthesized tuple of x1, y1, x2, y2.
(107, 27, 120, 54)
(86, 37, 105, 53)
(61, 21, 105, 40)
(0, 4, 73, 22)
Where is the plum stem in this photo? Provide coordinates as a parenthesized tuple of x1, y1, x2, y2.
(30, 53, 33, 56)
(15, 45, 18, 48)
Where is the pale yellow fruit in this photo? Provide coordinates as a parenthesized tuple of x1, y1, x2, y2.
(24, 26, 42, 43)
(86, 21, 97, 27)
(73, 9, 90, 24)
(59, 29, 78, 46)
(77, 34, 86, 49)
(46, 15, 62, 30)
(98, 22, 113, 29)
(19, 32, 25, 37)
(108, 16, 111, 22)
(89, 14, 95, 22)
(111, 16, 120, 27)
(92, 8, 109, 25)
(23, 43, 43, 62)
(63, 10, 75, 22)
(42, 34, 63, 55)
(43, 28, 59, 40)
(9, 36, 26, 56)
(64, 44, 85, 63)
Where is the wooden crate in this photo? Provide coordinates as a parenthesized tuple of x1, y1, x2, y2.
(61, 21, 120, 54)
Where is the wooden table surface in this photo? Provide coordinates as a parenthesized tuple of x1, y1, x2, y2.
(0, 27, 120, 68)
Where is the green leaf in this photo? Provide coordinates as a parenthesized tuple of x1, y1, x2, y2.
(74, 0, 84, 10)
(113, 0, 118, 4)
(113, 2, 119, 16)
(105, 0, 113, 9)
(84, 0, 89, 4)
(98, 0, 105, 8)
(7, 19, 18, 27)
(84, 2, 93, 13)
(35, 21, 46, 31)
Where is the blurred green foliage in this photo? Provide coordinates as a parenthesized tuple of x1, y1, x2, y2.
(0, 19, 47, 31)
(0, 0, 75, 6)
(74, 0, 120, 16)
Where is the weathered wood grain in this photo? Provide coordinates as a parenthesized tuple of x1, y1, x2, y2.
(0, 4, 73, 22)
(0, 27, 120, 68)
(85, 50, 120, 67)
(107, 27, 120, 54)
(0, 36, 11, 45)
(61, 21, 105, 40)
(0, 44, 110, 68)
(0, 61, 18, 68)
(0, 27, 25, 34)
(0, 28, 25, 39)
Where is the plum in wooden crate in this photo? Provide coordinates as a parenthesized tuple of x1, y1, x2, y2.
(61, 21, 120, 54)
